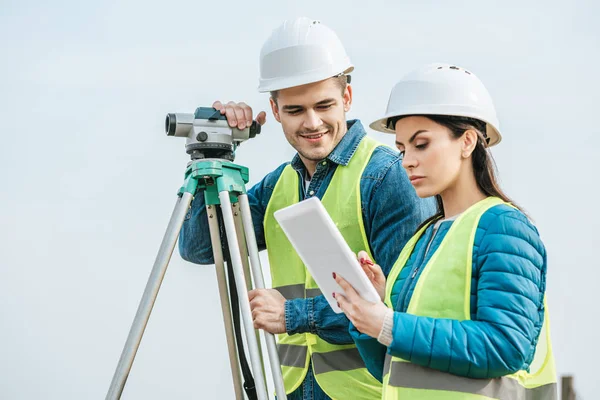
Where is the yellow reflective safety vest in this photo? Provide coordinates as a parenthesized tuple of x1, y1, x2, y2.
(263, 136, 383, 399)
(382, 196, 557, 400)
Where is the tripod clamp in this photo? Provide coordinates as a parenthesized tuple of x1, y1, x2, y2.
(179, 159, 249, 203)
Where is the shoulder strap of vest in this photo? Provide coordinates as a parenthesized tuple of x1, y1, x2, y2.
(263, 164, 298, 227)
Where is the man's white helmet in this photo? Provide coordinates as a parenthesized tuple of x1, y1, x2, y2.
(257, 17, 354, 93)
(370, 63, 502, 146)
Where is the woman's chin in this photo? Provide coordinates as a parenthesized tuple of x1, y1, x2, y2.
(415, 186, 436, 199)
(415, 185, 432, 199)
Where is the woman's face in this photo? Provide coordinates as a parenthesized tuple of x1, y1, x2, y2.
(394, 116, 464, 198)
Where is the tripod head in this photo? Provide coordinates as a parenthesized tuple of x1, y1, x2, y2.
(166, 107, 261, 161)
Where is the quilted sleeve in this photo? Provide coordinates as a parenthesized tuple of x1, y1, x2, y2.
(387, 206, 547, 378)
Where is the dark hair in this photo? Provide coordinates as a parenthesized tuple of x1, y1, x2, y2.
(387, 114, 522, 227)
(270, 74, 351, 104)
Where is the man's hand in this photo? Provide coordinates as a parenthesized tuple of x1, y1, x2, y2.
(248, 288, 286, 334)
(212, 100, 267, 130)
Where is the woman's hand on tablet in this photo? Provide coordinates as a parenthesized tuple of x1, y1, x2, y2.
(333, 273, 388, 338)
(357, 251, 386, 301)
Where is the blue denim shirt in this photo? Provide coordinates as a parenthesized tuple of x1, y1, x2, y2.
(178, 120, 435, 397)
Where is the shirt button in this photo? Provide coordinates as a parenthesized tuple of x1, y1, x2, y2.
(309, 190, 315, 196)
(322, 161, 327, 166)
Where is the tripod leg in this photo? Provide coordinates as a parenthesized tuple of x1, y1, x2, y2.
(206, 205, 244, 400)
(238, 194, 287, 400)
(232, 203, 266, 379)
(231, 203, 253, 291)
(106, 193, 193, 400)
(218, 192, 269, 400)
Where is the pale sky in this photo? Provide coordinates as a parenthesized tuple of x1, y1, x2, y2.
(1, 0, 598, 399)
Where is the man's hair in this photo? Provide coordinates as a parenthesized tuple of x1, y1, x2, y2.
(270, 75, 350, 105)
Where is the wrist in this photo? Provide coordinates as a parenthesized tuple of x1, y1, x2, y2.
(285, 298, 311, 334)
(377, 308, 394, 346)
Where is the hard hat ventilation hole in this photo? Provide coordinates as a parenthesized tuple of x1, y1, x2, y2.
(437, 66, 443, 69)
(450, 66, 460, 70)
(465, 70, 471, 75)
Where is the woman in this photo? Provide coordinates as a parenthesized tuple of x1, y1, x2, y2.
(332, 63, 557, 399)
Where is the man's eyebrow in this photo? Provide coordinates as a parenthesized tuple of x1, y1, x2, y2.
(282, 98, 336, 111)
(315, 98, 336, 106)
(282, 104, 303, 111)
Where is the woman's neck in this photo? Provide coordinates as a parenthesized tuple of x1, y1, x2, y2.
(440, 170, 487, 218)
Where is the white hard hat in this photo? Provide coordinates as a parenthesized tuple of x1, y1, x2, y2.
(370, 63, 502, 146)
(257, 17, 354, 93)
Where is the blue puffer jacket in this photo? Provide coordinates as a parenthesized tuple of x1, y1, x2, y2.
(350, 204, 547, 382)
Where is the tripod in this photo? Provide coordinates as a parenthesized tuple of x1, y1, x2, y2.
(106, 158, 287, 400)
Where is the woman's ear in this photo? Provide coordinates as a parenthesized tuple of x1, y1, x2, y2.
(461, 129, 479, 158)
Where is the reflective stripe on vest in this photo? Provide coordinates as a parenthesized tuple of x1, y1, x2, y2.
(382, 197, 557, 400)
(278, 345, 366, 374)
(382, 358, 557, 400)
(263, 135, 384, 398)
(275, 284, 322, 300)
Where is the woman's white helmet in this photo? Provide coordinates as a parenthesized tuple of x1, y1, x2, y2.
(370, 63, 502, 146)
(257, 17, 354, 93)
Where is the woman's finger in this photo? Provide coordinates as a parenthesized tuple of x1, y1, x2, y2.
(334, 292, 350, 317)
(367, 262, 383, 277)
(358, 253, 379, 274)
(360, 263, 374, 280)
(357, 250, 372, 264)
(333, 272, 359, 300)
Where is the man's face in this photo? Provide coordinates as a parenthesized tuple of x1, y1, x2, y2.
(270, 78, 352, 165)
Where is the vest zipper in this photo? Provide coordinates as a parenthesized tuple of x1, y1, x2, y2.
(411, 268, 419, 279)
(396, 228, 432, 311)
(398, 226, 440, 311)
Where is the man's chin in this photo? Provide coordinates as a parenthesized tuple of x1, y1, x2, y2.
(302, 151, 330, 162)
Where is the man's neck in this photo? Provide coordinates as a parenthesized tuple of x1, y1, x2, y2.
(301, 158, 318, 179)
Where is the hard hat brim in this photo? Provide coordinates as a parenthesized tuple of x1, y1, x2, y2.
(258, 65, 354, 93)
(369, 111, 502, 147)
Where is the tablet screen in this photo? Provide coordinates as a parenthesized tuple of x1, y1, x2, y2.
(274, 197, 380, 313)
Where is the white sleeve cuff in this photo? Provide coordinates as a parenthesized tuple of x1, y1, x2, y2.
(377, 308, 394, 346)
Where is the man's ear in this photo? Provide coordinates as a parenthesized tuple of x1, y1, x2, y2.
(270, 97, 281, 123)
(343, 84, 353, 112)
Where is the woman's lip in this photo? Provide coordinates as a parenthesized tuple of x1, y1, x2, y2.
(410, 176, 425, 184)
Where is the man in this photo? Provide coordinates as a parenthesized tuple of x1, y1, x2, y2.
(179, 17, 435, 399)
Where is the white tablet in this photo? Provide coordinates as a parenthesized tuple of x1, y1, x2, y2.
(274, 197, 380, 313)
